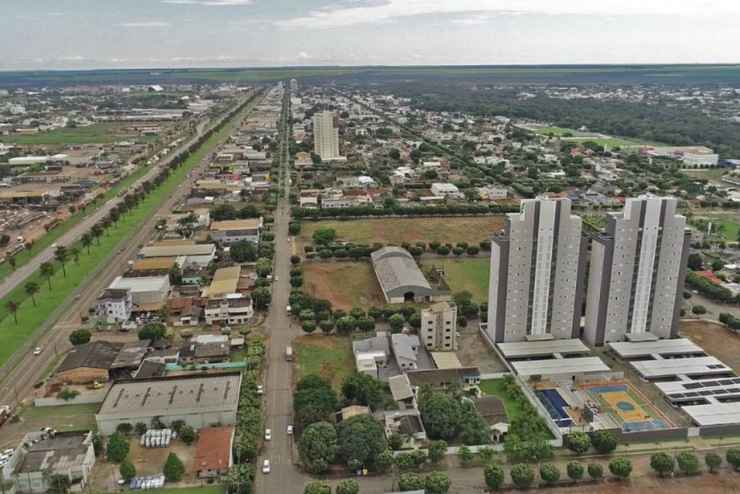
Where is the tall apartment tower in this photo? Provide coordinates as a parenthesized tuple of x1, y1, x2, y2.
(584, 196, 690, 346)
(421, 302, 457, 351)
(312, 111, 340, 160)
(487, 197, 586, 343)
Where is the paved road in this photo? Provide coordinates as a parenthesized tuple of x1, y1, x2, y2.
(0, 115, 212, 302)
(0, 94, 263, 438)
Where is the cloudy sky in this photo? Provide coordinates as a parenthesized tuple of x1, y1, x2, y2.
(2, 0, 740, 69)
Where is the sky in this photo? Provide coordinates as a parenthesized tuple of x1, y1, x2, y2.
(2, 0, 740, 70)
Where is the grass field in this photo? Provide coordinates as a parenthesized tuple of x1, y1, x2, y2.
(694, 214, 740, 242)
(421, 258, 489, 302)
(479, 379, 525, 422)
(303, 262, 385, 311)
(0, 122, 156, 145)
(294, 335, 354, 390)
(299, 217, 505, 247)
(0, 100, 251, 368)
(19, 403, 98, 432)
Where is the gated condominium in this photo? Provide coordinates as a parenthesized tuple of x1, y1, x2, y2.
(487, 197, 586, 343)
(584, 195, 690, 346)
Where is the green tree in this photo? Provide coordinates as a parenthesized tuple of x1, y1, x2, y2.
(138, 322, 166, 341)
(428, 440, 447, 465)
(302, 320, 316, 334)
(163, 452, 185, 482)
(609, 457, 632, 480)
(230, 241, 258, 262)
(418, 391, 461, 440)
(510, 463, 534, 489)
(587, 463, 604, 480)
(564, 432, 590, 455)
(424, 471, 450, 494)
(567, 461, 584, 481)
(24, 281, 40, 306)
(54, 246, 69, 277)
(312, 227, 336, 245)
(388, 313, 405, 332)
(40, 261, 55, 290)
(478, 446, 496, 465)
(134, 422, 147, 436)
(116, 422, 133, 435)
(298, 422, 337, 474)
(304, 481, 331, 494)
(376, 449, 394, 473)
(484, 463, 505, 490)
(252, 287, 271, 310)
(650, 452, 674, 478)
(81, 232, 92, 254)
(398, 473, 425, 491)
(727, 448, 740, 470)
(539, 463, 560, 485)
(106, 433, 129, 463)
(591, 430, 617, 454)
(459, 446, 474, 467)
(119, 460, 136, 482)
(335, 479, 359, 494)
(705, 452, 722, 473)
(676, 451, 700, 476)
(69, 329, 91, 346)
(336, 414, 387, 468)
(342, 372, 384, 410)
(180, 425, 196, 445)
(5, 300, 18, 324)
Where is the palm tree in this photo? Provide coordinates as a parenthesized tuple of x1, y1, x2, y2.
(81, 233, 92, 254)
(40, 262, 55, 290)
(91, 224, 103, 245)
(70, 247, 80, 264)
(5, 300, 18, 324)
(24, 281, 39, 306)
(54, 246, 68, 277)
(8, 257, 16, 271)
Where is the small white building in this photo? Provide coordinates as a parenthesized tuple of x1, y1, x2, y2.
(96, 288, 133, 324)
(430, 182, 463, 199)
(108, 275, 170, 310)
(421, 301, 457, 351)
(204, 294, 254, 325)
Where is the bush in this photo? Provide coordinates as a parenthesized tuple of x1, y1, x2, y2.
(57, 388, 79, 401)
(692, 305, 707, 315)
(180, 425, 196, 445)
(290, 255, 301, 265)
(484, 462, 505, 490)
(587, 463, 604, 480)
(389, 433, 404, 450)
(163, 453, 185, 482)
(609, 457, 632, 480)
(69, 329, 91, 345)
(650, 452, 675, 477)
(424, 471, 451, 494)
(428, 440, 447, 465)
(510, 463, 534, 489)
(726, 448, 740, 470)
(119, 460, 136, 482)
(591, 430, 617, 454)
(106, 433, 129, 463)
(567, 461, 584, 481)
(676, 451, 700, 476)
(116, 423, 133, 435)
(389, 313, 405, 331)
(705, 452, 722, 473)
(398, 473, 425, 491)
(335, 479, 359, 494)
(459, 446, 474, 467)
(539, 463, 560, 485)
(134, 422, 147, 436)
(304, 481, 331, 494)
(564, 432, 590, 455)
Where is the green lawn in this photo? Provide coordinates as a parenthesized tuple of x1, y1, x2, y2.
(421, 257, 489, 302)
(294, 335, 354, 390)
(0, 123, 156, 145)
(479, 379, 526, 422)
(0, 99, 253, 368)
(19, 403, 98, 432)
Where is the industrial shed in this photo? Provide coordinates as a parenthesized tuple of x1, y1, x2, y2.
(95, 373, 241, 435)
(371, 247, 434, 304)
(55, 341, 123, 385)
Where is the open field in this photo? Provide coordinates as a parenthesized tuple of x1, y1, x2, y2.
(18, 403, 98, 432)
(479, 379, 524, 422)
(294, 335, 354, 390)
(299, 216, 505, 247)
(0, 122, 156, 145)
(526, 125, 656, 148)
(0, 101, 249, 367)
(681, 320, 740, 372)
(303, 262, 385, 311)
(421, 257, 489, 302)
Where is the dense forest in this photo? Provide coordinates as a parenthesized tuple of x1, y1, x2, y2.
(368, 83, 740, 159)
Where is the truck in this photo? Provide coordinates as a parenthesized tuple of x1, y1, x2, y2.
(285, 346, 293, 362)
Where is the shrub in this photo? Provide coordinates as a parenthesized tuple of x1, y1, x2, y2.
(676, 451, 700, 476)
(650, 452, 675, 477)
(428, 440, 447, 465)
(106, 433, 129, 463)
(564, 432, 590, 455)
(567, 461, 584, 481)
(539, 463, 560, 485)
(398, 473, 425, 491)
(609, 457, 632, 480)
(389, 433, 404, 450)
(727, 448, 740, 470)
(180, 425, 196, 445)
(484, 462, 505, 490)
(119, 460, 136, 482)
(459, 446, 474, 467)
(116, 423, 134, 435)
(424, 471, 451, 494)
(591, 430, 617, 454)
(163, 453, 185, 482)
(705, 452, 722, 473)
(57, 388, 79, 401)
(69, 329, 91, 345)
(134, 422, 147, 436)
(587, 463, 604, 480)
(335, 479, 359, 494)
(304, 481, 331, 494)
(510, 463, 534, 489)
(692, 305, 707, 315)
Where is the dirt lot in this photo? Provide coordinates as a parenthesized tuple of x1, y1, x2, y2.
(456, 326, 507, 374)
(299, 216, 505, 248)
(681, 319, 740, 372)
(303, 261, 386, 311)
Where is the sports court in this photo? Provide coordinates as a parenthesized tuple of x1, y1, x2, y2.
(586, 383, 670, 432)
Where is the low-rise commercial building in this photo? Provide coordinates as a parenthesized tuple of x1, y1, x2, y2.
(209, 218, 262, 245)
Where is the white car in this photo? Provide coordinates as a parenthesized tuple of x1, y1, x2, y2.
(287, 425, 293, 435)
(256, 385, 264, 395)
(33, 347, 42, 356)
(262, 459, 271, 474)
(264, 429, 272, 441)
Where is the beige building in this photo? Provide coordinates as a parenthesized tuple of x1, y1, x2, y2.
(312, 111, 341, 161)
(421, 302, 457, 351)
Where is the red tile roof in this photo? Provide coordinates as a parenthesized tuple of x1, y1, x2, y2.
(195, 426, 234, 473)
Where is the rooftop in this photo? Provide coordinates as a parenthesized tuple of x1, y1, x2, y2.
(497, 338, 590, 358)
(140, 243, 215, 258)
(109, 275, 169, 293)
(210, 218, 262, 231)
(132, 257, 177, 272)
(371, 247, 432, 295)
(57, 341, 123, 373)
(629, 356, 732, 379)
(608, 338, 705, 359)
(203, 266, 241, 298)
(194, 426, 234, 472)
(511, 357, 609, 377)
(16, 432, 92, 474)
(430, 352, 462, 370)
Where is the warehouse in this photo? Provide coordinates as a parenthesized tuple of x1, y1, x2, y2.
(371, 247, 434, 304)
(95, 373, 241, 435)
(209, 218, 262, 245)
(108, 275, 170, 311)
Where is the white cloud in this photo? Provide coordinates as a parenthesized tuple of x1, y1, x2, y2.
(275, 0, 740, 29)
(297, 51, 312, 60)
(161, 0, 254, 6)
(119, 21, 171, 28)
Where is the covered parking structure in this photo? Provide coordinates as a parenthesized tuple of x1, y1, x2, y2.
(371, 247, 434, 304)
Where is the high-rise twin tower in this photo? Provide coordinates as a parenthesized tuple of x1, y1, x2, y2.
(486, 195, 690, 346)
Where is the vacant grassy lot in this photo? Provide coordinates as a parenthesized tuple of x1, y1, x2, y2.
(303, 262, 385, 311)
(0, 122, 154, 145)
(681, 320, 740, 372)
(479, 379, 525, 422)
(299, 216, 505, 248)
(422, 257, 489, 302)
(19, 403, 98, 432)
(294, 335, 354, 390)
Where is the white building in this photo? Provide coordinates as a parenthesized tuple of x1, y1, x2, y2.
(420, 302, 457, 351)
(204, 294, 254, 325)
(96, 288, 133, 324)
(487, 197, 585, 343)
(209, 218, 262, 245)
(430, 183, 462, 198)
(108, 275, 170, 310)
(312, 111, 341, 161)
(584, 196, 690, 346)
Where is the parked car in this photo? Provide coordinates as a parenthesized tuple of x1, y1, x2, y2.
(33, 347, 42, 356)
(264, 429, 271, 441)
(287, 425, 293, 435)
(262, 459, 271, 474)
(257, 385, 264, 395)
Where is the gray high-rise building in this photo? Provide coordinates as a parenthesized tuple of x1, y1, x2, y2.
(584, 195, 690, 346)
(312, 111, 341, 160)
(487, 197, 586, 343)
